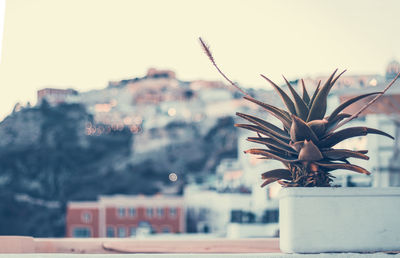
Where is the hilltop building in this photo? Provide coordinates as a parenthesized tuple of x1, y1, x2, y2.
(146, 68, 176, 79)
(37, 88, 78, 106)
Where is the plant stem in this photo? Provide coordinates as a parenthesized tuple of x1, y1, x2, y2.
(198, 37, 251, 98)
(331, 72, 400, 131)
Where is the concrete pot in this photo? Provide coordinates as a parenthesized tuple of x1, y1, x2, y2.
(279, 187, 400, 253)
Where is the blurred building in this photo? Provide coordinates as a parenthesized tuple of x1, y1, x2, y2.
(184, 184, 253, 235)
(385, 59, 400, 81)
(146, 68, 176, 79)
(183, 118, 282, 238)
(334, 84, 400, 187)
(37, 88, 78, 106)
(66, 68, 242, 130)
(183, 181, 279, 238)
(66, 195, 185, 238)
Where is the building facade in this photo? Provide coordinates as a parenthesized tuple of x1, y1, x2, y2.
(66, 195, 185, 237)
(334, 91, 400, 187)
(37, 88, 78, 106)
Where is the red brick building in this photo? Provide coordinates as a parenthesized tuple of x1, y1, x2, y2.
(66, 195, 185, 237)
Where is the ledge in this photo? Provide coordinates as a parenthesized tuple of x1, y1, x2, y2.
(0, 252, 399, 258)
(278, 187, 400, 199)
(1, 237, 279, 254)
(0, 237, 398, 257)
(36, 238, 280, 254)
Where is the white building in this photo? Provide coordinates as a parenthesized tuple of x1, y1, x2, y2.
(329, 61, 400, 187)
(184, 184, 256, 236)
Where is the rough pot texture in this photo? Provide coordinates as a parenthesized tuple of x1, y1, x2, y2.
(279, 187, 400, 253)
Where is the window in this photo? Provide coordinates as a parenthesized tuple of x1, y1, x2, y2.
(117, 207, 126, 218)
(73, 227, 91, 237)
(130, 226, 136, 237)
(169, 207, 177, 218)
(231, 210, 243, 223)
(157, 207, 164, 218)
(146, 207, 153, 218)
(262, 209, 279, 223)
(106, 227, 115, 237)
(128, 207, 136, 217)
(118, 227, 126, 237)
(138, 221, 151, 228)
(162, 226, 170, 233)
(81, 212, 92, 223)
(230, 210, 255, 223)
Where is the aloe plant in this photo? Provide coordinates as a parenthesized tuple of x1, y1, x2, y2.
(199, 38, 399, 187)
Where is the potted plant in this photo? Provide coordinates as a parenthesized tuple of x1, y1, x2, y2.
(199, 38, 400, 253)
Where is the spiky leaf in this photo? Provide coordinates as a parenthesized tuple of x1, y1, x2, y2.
(309, 80, 321, 108)
(290, 141, 304, 152)
(307, 69, 344, 121)
(244, 148, 298, 163)
(247, 137, 298, 155)
(236, 112, 290, 140)
(328, 92, 381, 122)
(325, 113, 351, 132)
(261, 178, 279, 187)
(307, 119, 328, 137)
(298, 140, 323, 161)
(301, 79, 310, 105)
(243, 96, 292, 129)
(235, 124, 292, 148)
(261, 169, 292, 180)
(283, 76, 309, 120)
(315, 161, 371, 175)
(290, 115, 319, 143)
(331, 69, 347, 86)
(260, 74, 297, 115)
(319, 127, 394, 148)
(322, 149, 369, 160)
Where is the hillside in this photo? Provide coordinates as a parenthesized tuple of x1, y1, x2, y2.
(0, 97, 238, 236)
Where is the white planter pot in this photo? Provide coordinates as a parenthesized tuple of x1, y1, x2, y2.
(279, 187, 400, 253)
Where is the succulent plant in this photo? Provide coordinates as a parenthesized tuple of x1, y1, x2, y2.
(237, 71, 395, 187)
(199, 37, 398, 187)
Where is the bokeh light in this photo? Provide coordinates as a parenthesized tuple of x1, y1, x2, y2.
(168, 172, 178, 182)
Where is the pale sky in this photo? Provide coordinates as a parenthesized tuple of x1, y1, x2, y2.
(0, 0, 400, 119)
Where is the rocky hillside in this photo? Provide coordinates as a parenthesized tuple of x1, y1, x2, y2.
(0, 100, 238, 236)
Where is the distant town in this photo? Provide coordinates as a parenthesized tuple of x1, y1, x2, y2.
(4, 61, 400, 238)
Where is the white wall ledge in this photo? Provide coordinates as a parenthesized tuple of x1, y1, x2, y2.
(279, 187, 400, 199)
